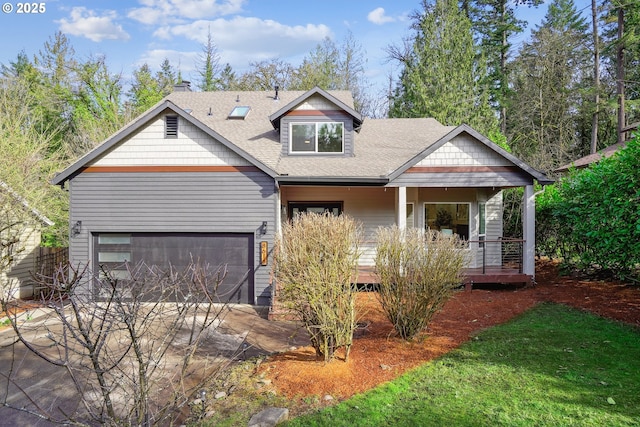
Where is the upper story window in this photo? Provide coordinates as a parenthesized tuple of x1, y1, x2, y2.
(290, 122, 344, 153)
(165, 115, 178, 138)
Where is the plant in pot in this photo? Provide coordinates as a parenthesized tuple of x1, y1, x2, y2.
(434, 208, 452, 230)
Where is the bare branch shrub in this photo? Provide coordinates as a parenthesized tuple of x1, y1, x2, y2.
(1, 260, 235, 426)
(375, 226, 467, 340)
(274, 212, 361, 362)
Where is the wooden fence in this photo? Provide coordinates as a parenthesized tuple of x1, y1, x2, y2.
(36, 246, 69, 279)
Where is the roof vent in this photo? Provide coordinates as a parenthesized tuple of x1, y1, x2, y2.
(274, 85, 279, 100)
(165, 115, 178, 138)
(236, 94, 240, 103)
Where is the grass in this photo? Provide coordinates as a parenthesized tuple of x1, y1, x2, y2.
(284, 303, 640, 426)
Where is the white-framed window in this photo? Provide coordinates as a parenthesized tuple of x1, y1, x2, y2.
(424, 203, 470, 240)
(95, 233, 132, 281)
(290, 122, 344, 153)
(478, 202, 486, 246)
(287, 202, 343, 219)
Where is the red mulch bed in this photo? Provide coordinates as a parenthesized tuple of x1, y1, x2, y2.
(259, 259, 640, 400)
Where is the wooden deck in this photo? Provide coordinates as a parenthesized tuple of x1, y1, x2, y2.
(355, 266, 532, 290)
(461, 266, 532, 290)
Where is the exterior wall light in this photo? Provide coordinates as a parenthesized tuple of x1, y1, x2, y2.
(71, 220, 82, 237)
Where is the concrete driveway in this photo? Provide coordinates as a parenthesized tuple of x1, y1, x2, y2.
(0, 304, 307, 426)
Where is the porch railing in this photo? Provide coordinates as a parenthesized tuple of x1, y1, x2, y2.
(468, 238, 524, 274)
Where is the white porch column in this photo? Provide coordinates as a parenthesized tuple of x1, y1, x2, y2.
(396, 186, 407, 230)
(275, 186, 282, 237)
(522, 184, 535, 278)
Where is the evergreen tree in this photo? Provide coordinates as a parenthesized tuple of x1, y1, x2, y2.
(389, 0, 497, 134)
(128, 63, 164, 115)
(156, 58, 180, 95)
(71, 56, 126, 154)
(291, 33, 371, 113)
(462, 0, 543, 134)
(196, 28, 222, 91)
(217, 63, 239, 90)
(601, 1, 640, 139)
(27, 32, 78, 155)
(506, 0, 590, 175)
(292, 37, 341, 91)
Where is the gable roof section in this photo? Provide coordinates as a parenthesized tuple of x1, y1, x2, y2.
(52, 99, 279, 187)
(269, 87, 364, 132)
(275, 117, 453, 184)
(555, 141, 626, 172)
(52, 89, 552, 188)
(389, 124, 553, 185)
(0, 181, 54, 226)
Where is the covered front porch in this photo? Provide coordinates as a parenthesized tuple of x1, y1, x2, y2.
(355, 238, 532, 288)
(277, 184, 538, 287)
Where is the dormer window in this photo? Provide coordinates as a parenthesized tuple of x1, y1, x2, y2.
(290, 122, 344, 153)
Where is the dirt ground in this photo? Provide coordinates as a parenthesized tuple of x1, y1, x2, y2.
(258, 259, 640, 401)
(4, 259, 640, 423)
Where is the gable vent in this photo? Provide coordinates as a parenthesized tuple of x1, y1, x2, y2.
(165, 115, 178, 138)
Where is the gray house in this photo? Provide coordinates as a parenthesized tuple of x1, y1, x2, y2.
(53, 86, 552, 306)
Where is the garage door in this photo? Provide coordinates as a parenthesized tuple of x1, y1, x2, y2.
(94, 232, 254, 304)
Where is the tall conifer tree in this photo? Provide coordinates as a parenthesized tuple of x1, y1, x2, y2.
(389, 0, 497, 134)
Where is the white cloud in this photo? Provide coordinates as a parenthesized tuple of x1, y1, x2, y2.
(57, 7, 130, 42)
(151, 17, 332, 68)
(367, 7, 395, 25)
(128, 0, 246, 25)
(127, 7, 169, 26)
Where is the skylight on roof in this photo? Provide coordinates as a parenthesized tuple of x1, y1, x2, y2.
(228, 106, 250, 119)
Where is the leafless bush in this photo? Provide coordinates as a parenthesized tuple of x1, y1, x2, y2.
(274, 212, 361, 362)
(1, 260, 235, 426)
(375, 226, 467, 340)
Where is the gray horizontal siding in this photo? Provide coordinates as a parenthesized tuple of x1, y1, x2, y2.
(69, 171, 277, 305)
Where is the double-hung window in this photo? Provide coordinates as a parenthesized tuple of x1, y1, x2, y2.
(290, 122, 344, 153)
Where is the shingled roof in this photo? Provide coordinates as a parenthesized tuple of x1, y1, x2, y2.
(555, 142, 627, 172)
(53, 88, 551, 186)
(164, 88, 454, 180)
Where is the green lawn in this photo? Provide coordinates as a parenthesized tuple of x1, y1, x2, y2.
(285, 303, 640, 426)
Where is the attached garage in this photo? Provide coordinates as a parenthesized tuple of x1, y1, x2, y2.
(94, 232, 254, 304)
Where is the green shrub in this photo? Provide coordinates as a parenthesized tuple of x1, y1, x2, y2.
(274, 212, 361, 362)
(374, 227, 466, 340)
(537, 135, 640, 280)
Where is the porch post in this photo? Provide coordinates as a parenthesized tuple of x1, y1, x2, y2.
(397, 186, 407, 230)
(275, 187, 282, 237)
(522, 184, 535, 278)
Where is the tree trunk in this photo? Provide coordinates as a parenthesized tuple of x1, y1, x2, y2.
(617, 7, 625, 144)
(590, 0, 600, 154)
(500, 1, 508, 135)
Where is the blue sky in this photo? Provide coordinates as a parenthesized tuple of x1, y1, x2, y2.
(0, 0, 590, 93)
